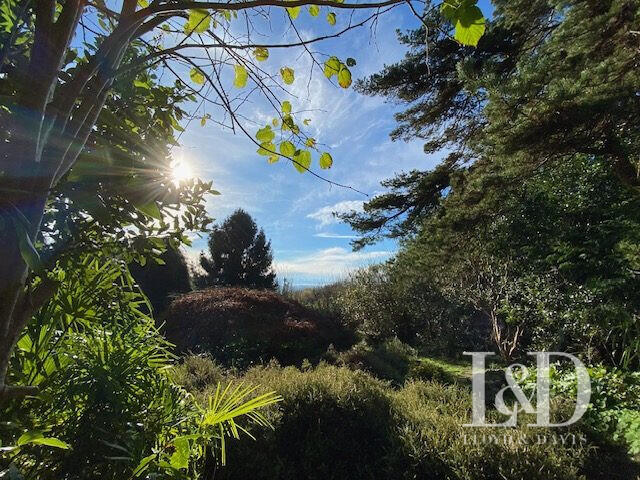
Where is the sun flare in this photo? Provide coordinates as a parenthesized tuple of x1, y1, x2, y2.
(170, 159, 194, 185)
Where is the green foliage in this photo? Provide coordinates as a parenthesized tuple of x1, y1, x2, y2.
(335, 338, 415, 385)
(128, 242, 192, 315)
(197, 209, 276, 290)
(1, 256, 278, 479)
(337, 264, 479, 353)
(441, 0, 486, 46)
(173, 360, 625, 480)
(520, 364, 640, 456)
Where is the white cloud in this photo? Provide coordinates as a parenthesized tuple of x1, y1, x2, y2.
(274, 247, 391, 279)
(306, 200, 363, 227)
(314, 232, 357, 239)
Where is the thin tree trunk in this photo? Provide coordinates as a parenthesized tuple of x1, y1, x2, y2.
(0, 163, 50, 401)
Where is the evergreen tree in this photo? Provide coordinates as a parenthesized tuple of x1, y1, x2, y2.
(198, 209, 276, 289)
(344, 0, 640, 246)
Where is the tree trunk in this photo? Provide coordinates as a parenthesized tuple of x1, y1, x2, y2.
(0, 153, 51, 401)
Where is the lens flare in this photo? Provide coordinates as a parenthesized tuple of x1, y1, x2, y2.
(170, 159, 194, 185)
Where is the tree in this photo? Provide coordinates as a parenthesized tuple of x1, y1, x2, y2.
(198, 209, 276, 289)
(129, 243, 192, 315)
(0, 0, 486, 401)
(394, 156, 640, 364)
(344, 0, 640, 245)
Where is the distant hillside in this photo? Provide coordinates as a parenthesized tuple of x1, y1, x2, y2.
(162, 287, 355, 367)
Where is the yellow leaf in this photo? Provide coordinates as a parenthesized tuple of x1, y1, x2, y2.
(234, 64, 248, 88)
(280, 67, 295, 85)
(253, 47, 269, 61)
(185, 9, 210, 34)
(189, 67, 205, 85)
(338, 66, 352, 88)
(319, 152, 333, 169)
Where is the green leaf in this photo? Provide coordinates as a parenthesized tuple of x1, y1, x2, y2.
(257, 142, 276, 156)
(309, 5, 320, 16)
(268, 154, 279, 164)
(280, 67, 295, 85)
(169, 438, 190, 470)
(133, 79, 151, 89)
(326, 12, 336, 25)
(272, 118, 280, 127)
(189, 67, 205, 85)
(17, 430, 43, 446)
(279, 141, 295, 157)
(17, 431, 70, 450)
(133, 454, 156, 477)
(337, 66, 352, 88)
(303, 118, 311, 125)
(454, 4, 485, 46)
(287, 6, 300, 19)
(293, 150, 312, 173)
(185, 9, 210, 34)
(11, 215, 42, 272)
(281, 100, 292, 114)
(323, 57, 340, 78)
(256, 125, 275, 143)
(233, 64, 248, 88)
(305, 137, 316, 148)
(440, 0, 458, 21)
(31, 438, 71, 449)
(253, 47, 269, 61)
(137, 0, 149, 7)
(135, 201, 163, 220)
(346, 57, 356, 67)
(319, 152, 333, 169)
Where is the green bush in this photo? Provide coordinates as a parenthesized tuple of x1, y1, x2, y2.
(337, 264, 484, 355)
(521, 364, 640, 457)
(1, 257, 278, 480)
(174, 357, 633, 480)
(335, 338, 415, 385)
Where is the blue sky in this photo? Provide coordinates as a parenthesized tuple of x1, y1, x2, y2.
(168, 2, 491, 287)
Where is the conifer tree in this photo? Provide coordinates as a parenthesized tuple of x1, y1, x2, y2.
(198, 209, 276, 289)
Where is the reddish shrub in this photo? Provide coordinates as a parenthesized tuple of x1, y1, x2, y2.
(162, 287, 355, 367)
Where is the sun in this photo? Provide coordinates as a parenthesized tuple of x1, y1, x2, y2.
(170, 158, 194, 185)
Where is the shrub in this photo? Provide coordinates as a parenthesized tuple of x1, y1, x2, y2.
(175, 357, 633, 480)
(1, 258, 278, 480)
(336, 338, 415, 385)
(128, 243, 192, 315)
(163, 287, 355, 368)
(337, 264, 485, 355)
(521, 364, 640, 457)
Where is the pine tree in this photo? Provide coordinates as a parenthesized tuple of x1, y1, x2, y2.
(344, 0, 640, 246)
(198, 209, 276, 289)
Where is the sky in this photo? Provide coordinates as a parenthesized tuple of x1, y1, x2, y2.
(167, 2, 491, 287)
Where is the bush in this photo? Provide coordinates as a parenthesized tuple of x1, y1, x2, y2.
(337, 264, 486, 355)
(521, 364, 640, 457)
(174, 357, 634, 480)
(163, 287, 355, 368)
(284, 282, 346, 318)
(335, 338, 415, 385)
(2, 258, 278, 480)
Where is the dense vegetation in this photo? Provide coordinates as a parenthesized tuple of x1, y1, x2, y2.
(1, 0, 639, 478)
(171, 356, 639, 480)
